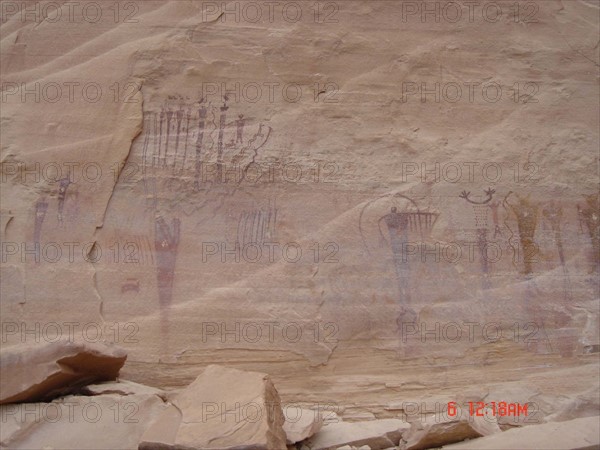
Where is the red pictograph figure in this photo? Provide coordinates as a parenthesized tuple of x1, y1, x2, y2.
(237, 204, 277, 249)
(57, 177, 74, 224)
(459, 188, 495, 289)
(488, 200, 503, 238)
(236, 114, 245, 143)
(172, 104, 185, 173)
(379, 207, 412, 303)
(194, 98, 209, 190)
(503, 192, 540, 276)
(139, 95, 273, 346)
(216, 99, 228, 182)
(154, 216, 180, 334)
(577, 194, 599, 273)
(542, 202, 572, 303)
(360, 193, 439, 328)
(33, 199, 48, 264)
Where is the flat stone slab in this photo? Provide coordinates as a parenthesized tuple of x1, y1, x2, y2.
(139, 364, 287, 450)
(443, 416, 600, 450)
(0, 340, 127, 404)
(303, 419, 410, 450)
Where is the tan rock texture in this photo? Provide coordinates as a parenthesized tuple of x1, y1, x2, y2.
(399, 409, 501, 450)
(304, 419, 410, 450)
(0, 391, 168, 449)
(442, 415, 600, 450)
(139, 365, 287, 450)
(0, 1, 598, 448)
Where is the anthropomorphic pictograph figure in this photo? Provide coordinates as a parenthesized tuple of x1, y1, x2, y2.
(543, 201, 571, 302)
(459, 188, 496, 288)
(379, 207, 411, 303)
(154, 216, 181, 333)
(577, 194, 599, 273)
(504, 192, 540, 276)
(57, 177, 74, 224)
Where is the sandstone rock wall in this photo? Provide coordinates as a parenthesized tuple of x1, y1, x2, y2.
(1, 0, 598, 427)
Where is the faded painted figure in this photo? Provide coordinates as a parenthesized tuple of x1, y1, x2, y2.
(577, 194, 600, 272)
(379, 207, 411, 304)
(504, 192, 540, 276)
(154, 216, 181, 334)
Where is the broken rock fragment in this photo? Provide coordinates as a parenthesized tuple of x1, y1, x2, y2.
(303, 418, 409, 450)
(0, 340, 127, 404)
(139, 364, 287, 450)
(399, 409, 501, 450)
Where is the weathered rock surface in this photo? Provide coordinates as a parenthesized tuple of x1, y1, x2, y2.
(303, 418, 409, 450)
(139, 365, 287, 449)
(0, 1, 598, 449)
(442, 415, 600, 450)
(283, 408, 324, 444)
(1, 392, 167, 449)
(399, 409, 501, 450)
(0, 341, 127, 404)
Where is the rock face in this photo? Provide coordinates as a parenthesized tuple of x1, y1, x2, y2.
(303, 419, 409, 450)
(139, 365, 287, 450)
(0, 1, 599, 449)
(0, 341, 127, 404)
(442, 415, 600, 450)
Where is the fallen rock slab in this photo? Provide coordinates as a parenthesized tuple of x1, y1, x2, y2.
(303, 419, 409, 450)
(0, 340, 127, 404)
(283, 408, 323, 444)
(0, 391, 168, 449)
(442, 415, 600, 450)
(400, 407, 501, 450)
(139, 364, 287, 450)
